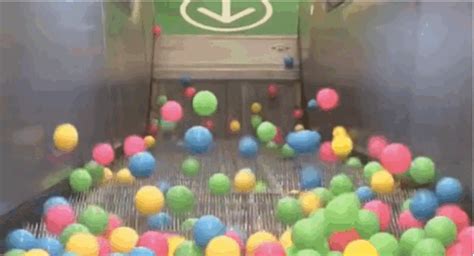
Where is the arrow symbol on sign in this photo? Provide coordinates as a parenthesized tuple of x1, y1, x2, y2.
(197, 0, 256, 24)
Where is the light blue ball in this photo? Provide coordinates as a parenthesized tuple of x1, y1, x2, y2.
(37, 237, 64, 256)
(157, 181, 171, 195)
(435, 177, 463, 204)
(356, 186, 375, 203)
(130, 247, 155, 256)
(284, 56, 294, 69)
(180, 75, 192, 87)
(286, 130, 321, 154)
(128, 151, 156, 178)
(307, 99, 318, 110)
(62, 253, 78, 256)
(43, 196, 69, 214)
(410, 189, 439, 221)
(238, 136, 259, 158)
(148, 212, 172, 230)
(6, 229, 37, 250)
(193, 215, 226, 247)
(300, 166, 323, 190)
(184, 126, 213, 154)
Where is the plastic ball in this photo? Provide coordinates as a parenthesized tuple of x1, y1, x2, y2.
(355, 210, 380, 239)
(147, 212, 171, 230)
(69, 168, 92, 193)
(184, 86, 197, 99)
(174, 241, 202, 256)
(355, 186, 375, 203)
(184, 126, 213, 154)
(408, 156, 436, 184)
(5, 249, 26, 256)
(129, 152, 156, 178)
(436, 204, 470, 232)
(286, 130, 321, 154)
(66, 233, 99, 256)
(153, 25, 161, 37)
(294, 124, 304, 131)
(331, 135, 353, 158)
(329, 229, 360, 252)
(225, 230, 244, 252)
(166, 185, 195, 214)
(276, 197, 303, 225)
(424, 216, 457, 246)
(238, 136, 259, 158)
(267, 84, 279, 98)
(229, 119, 241, 133)
(156, 95, 167, 106)
(299, 192, 321, 216)
(159, 119, 177, 131)
(254, 242, 286, 256)
(363, 200, 391, 231)
(201, 118, 214, 131)
(363, 161, 382, 183)
(109, 227, 139, 253)
(329, 174, 353, 196)
(279, 229, 293, 249)
(319, 141, 338, 163)
(205, 236, 240, 256)
(343, 240, 378, 256)
(44, 205, 76, 235)
(59, 224, 89, 245)
(135, 186, 165, 215)
(168, 235, 186, 255)
(43, 196, 69, 214)
(36, 238, 63, 256)
(293, 108, 304, 119)
(410, 189, 439, 221)
(284, 56, 294, 69)
(105, 214, 122, 238)
(380, 143, 412, 174)
(116, 168, 135, 184)
(234, 169, 256, 193)
(273, 127, 284, 145)
(124, 135, 146, 157)
(345, 157, 362, 168)
(369, 232, 399, 256)
(300, 166, 322, 190)
(192, 90, 218, 116)
(411, 238, 445, 256)
(435, 177, 463, 204)
(92, 143, 115, 166)
(144, 136, 156, 148)
(246, 231, 277, 256)
(286, 246, 298, 256)
(250, 102, 262, 114)
(181, 157, 200, 177)
(458, 226, 474, 245)
(281, 144, 296, 158)
(193, 215, 226, 247)
(24, 249, 48, 256)
(370, 170, 394, 194)
(325, 193, 360, 232)
(316, 88, 339, 111)
(251, 115, 263, 129)
(256, 121, 277, 143)
(148, 123, 159, 136)
(137, 231, 168, 256)
(255, 181, 268, 193)
(53, 123, 78, 152)
(208, 173, 231, 195)
(399, 228, 425, 255)
(265, 141, 278, 150)
(292, 218, 326, 251)
(97, 237, 111, 256)
(180, 75, 192, 86)
(130, 247, 154, 256)
(102, 167, 113, 183)
(367, 135, 388, 159)
(312, 188, 334, 206)
(446, 241, 473, 256)
(397, 210, 423, 231)
(84, 161, 104, 185)
(307, 99, 317, 110)
(161, 101, 183, 122)
(78, 205, 108, 235)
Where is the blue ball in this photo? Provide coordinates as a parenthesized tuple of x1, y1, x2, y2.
(6, 229, 36, 250)
(435, 177, 463, 204)
(284, 56, 294, 69)
(184, 126, 213, 154)
(37, 237, 64, 256)
(300, 166, 323, 190)
(130, 247, 155, 256)
(410, 189, 439, 221)
(286, 130, 321, 154)
(128, 151, 156, 178)
(307, 99, 318, 110)
(180, 75, 192, 87)
(238, 136, 259, 158)
(148, 212, 172, 230)
(356, 186, 375, 203)
(193, 215, 226, 247)
(157, 181, 171, 195)
(43, 196, 69, 214)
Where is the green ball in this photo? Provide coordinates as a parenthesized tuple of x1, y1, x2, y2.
(324, 193, 360, 232)
(281, 144, 296, 158)
(78, 205, 109, 235)
(327, 251, 343, 256)
(182, 218, 198, 231)
(296, 249, 321, 256)
(166, 185, 195, 214)
(254, 180, 268, 193)
(355, 209, 380, 239)
(69, 168, 92, 193)
(208, 173, 231, 195)
(402, 199, 411, 211)
(192, 90, 218, 116)
(84, 161, 104, 184)
(60, 223, 90, 244)
(182, 157, 200, 177)
(160, 119, 177, 131)
(308, 209, 329, 237)
(251, 115, 263, 129)
(329, 174, 354, 196)
(256, 121, 277, 143)
(276, 197, 304, 225)
(156, 95, 168, 106)
(5, 249, 25, 256)
(411, 238, 445, 256)
(266, 141, 278, 150)
(363, 161, 382, 183)
(286, 246, 299, 256)
(174, 241, 203, 256)
(312, 188, 334, 206)
(369, 232, 400, 256)
(292, 218, 326, 250)
(399, 228, 425, 255)
(409, 157, 435, 184)
(424, 216, 457, 246)
(345, 157, 363, 168)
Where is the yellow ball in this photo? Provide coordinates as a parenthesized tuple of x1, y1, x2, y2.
(168, 235, 186, 256)
(229, 120, 241, 133)
(53, 123, 78, 152)
(109, 227, 138, 253)
(206, 235, 241, 256)
(371, 170, 395, 194)
(294, 124, 304, 131)
(333, 126, 348, 137)
(251, 102, 262, 114)
(116, 168, 135, 184)
(144, 135, 156, 148)
(299, 192, 321, 216)
(246, 231, 277, 256)
(135, 185, 164, 215)
(279, 229, 293, 249)
(25, 249, 49, 256)
(66, 233, 99, 256)
(343, 239, 379, 256)
(102, 167, 113, 184)
(234, 169, 256, 193)
(331, 135, 353, 158)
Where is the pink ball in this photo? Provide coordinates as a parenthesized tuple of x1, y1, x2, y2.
(367, 135, 388, 160)
(437, 204, 470, 233)
(329, 228, 360, 252)
(44, 205, 76, 235)
(92, 143, 115, 165)
(458, 226, 474, 245)
(161, 101, 183, 122)
(97, 236, 111, 256)
(319, 141, 338, 163)
(225, 230, 244, 252)
(380, 143, 412, 174)
(254, 242, 286, 256)
(105, 214, 123, 238)
(316, 88, 339, 111)
(363, 200, 391, 231)
(138, 231, 169, 256)
(447, 241, 473, 256)
(398, 210, 424, 231)
(124, 135, 146, 157)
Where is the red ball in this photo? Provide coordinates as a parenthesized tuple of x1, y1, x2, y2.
(380, 143, 412, 174)
(329, 228, 360, 252)
(267, 84, 279, 98)
(225, 230, 244, 252)
(273, 127, 284, 145)
(148, 123, 159, 136)
(138, 231, 169, 256)
(363, 200, 391, 231)
(319, 141, 338, 163)
(98, 236, 111, 256)
(458, 226, 474, 245)
(92, 143, 115, 166)
(153, 25, 161, 37)
(124, 135, 146, 157)
(293, 108, 304, 119)
(254, 242, 286, 256)
(367, 135, 388, 160)
(105, 214, 123, 238)
(437, 204, 470, 233)
(44, 205, 76, 235)
(447, 241, 473, 256)
(202, 119, 214, 130)
(161, 101, 183, 122)
(316, 88, 339, 111)
(397, 210, 424, 231)
(184, 86, 196, 99)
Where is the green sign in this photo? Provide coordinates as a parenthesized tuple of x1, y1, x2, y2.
(154, 0, 299, 35)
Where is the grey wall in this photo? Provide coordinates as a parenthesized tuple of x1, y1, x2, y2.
(0, 1, 154, 215)
(300, 2, 472, 193)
